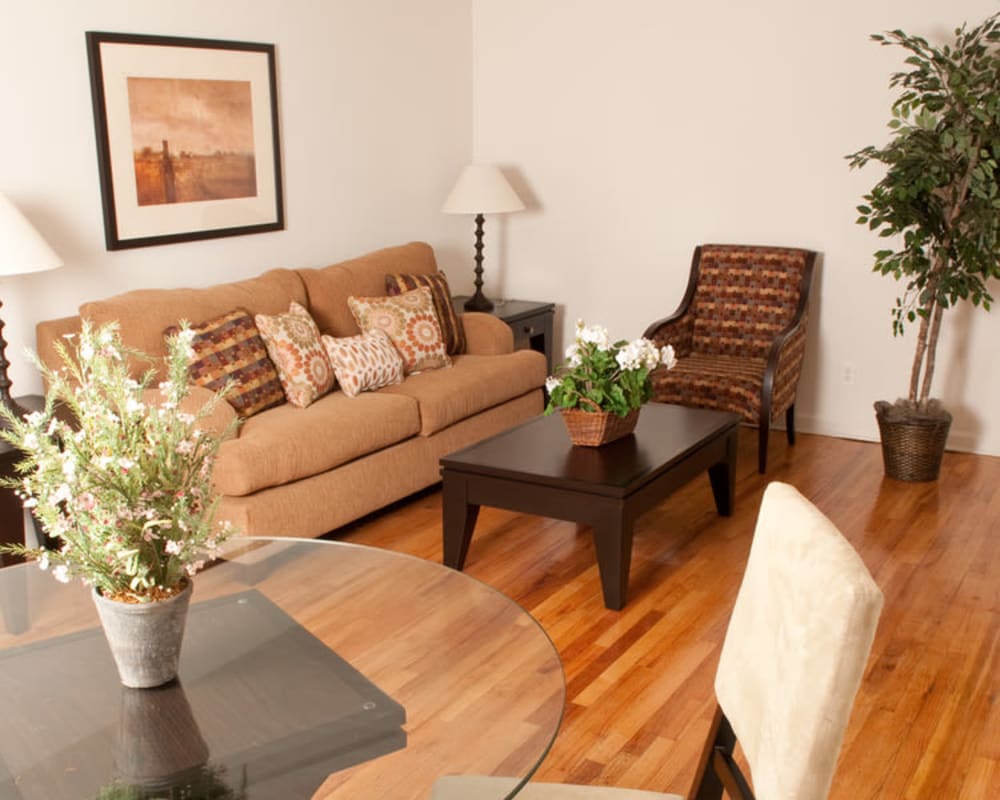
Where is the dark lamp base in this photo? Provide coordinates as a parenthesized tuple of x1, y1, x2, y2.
(463, 291, 495, 312)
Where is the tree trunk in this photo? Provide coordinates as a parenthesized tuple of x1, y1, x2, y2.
(918, 299, 945, 410)
(908, 254, 947, 407)
(908, 298, 933, 405)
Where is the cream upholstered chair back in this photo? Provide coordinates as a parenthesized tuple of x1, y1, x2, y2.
(431, 482, 883, 800)
(713, 482, 884, 800)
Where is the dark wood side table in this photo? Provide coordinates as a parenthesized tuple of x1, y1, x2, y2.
(452, 297, 555, 372)
(0, 394, 44, 566)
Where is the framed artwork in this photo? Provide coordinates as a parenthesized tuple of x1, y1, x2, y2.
(86, 31, 284, 250)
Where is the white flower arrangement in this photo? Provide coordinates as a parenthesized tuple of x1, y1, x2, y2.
(545, 320, 676, 417)
(0, 322, 237, 602)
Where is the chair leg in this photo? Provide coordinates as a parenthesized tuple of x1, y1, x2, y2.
(692, 709, 756, 800)
(786, 404, 796, 446)
(758, 417, 769, 474)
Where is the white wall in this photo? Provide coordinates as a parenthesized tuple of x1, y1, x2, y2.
(472, 0, 1000, 454)
(1, 0, 473, 395)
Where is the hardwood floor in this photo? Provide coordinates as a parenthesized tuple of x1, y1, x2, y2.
(335, 428, 999, 798)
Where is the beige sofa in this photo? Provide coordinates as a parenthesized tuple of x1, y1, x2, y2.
(35, 242, 546, 538)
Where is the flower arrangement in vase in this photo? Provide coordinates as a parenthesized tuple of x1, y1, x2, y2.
(545, 320, 676, 446)
(0, 321, 237, 687)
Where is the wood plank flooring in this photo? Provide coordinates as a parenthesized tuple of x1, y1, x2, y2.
(334, 427, 999, 798)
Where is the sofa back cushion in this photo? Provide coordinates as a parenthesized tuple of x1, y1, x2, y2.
(79, 268, 307, 379)
(299, 242, 438, 338)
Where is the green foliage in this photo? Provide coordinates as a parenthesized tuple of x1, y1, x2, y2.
(544, 321, 675, 417)
(95, 763, 245, 800)
(0, 322, 238, 601)
(846, 13, 1000, 406)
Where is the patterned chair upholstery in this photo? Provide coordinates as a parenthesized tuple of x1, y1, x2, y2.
(644, 244, 817, 473)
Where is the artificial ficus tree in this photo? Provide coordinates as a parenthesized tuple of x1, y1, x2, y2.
(847, 13, 1000, 413)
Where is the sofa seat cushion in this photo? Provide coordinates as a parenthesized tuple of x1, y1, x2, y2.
(213, 389, 420, 496)
(378, 350, 546, 435)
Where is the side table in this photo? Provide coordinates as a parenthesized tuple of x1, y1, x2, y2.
(0, 394, 44, 566)
(452, 297, 555, 372)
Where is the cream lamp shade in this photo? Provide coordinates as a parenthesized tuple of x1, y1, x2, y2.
(441, 164, 524, 312)
(0, 193, 62, 420)
(441, 164, 525, 215)
(0, 193, 63, 277)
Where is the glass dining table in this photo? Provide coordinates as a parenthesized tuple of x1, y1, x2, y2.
(0, 538, 565, 799)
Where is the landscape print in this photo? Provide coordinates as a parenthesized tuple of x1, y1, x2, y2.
(127, 77, 257, 206)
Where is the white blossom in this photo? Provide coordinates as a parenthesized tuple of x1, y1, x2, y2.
(52, 484, 73, 504)
(615, 338, 660, 371)
(545, 376, 561, 394)
(660, 344, 677, 370)
(52, 565, 70, 583)
(576, 320, 611, 350)
(125, 397, 144, 415)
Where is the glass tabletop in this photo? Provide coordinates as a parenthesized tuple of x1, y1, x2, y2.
(0, 538, 565, 799)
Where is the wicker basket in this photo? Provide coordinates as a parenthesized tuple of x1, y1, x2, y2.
(874, 401, 952, 482)
(560, 407, 640, 447)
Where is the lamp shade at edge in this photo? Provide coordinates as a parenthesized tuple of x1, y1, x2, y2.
(0, 193, 63, 277)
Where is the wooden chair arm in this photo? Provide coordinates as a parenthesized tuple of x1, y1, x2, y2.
(762, 314, 809, 420)
(644, 312, 694, 357)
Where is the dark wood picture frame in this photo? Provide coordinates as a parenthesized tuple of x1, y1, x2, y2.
(86, 31, 284, 250)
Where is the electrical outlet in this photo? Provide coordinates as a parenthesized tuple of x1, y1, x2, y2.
(842, 362, 856, 384)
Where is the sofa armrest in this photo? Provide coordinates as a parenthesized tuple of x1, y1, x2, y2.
(461, 312, 514, 355)
(35, 315, 83, 383)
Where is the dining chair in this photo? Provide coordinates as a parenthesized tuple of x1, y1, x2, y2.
(643, 244, 817, 473)
(431, 481, 884, 800)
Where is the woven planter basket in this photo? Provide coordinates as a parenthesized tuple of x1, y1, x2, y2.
(559, 407, 640, 447)
(874, 401, 952, 482)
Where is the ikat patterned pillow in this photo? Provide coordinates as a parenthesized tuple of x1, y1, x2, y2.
(255, 301, 335, 408)
(321, 329, 404, 397)
(347, 286, 451, 375)
(164, 309, 284, 418)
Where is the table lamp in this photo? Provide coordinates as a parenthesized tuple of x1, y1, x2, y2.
(442, 164, 524, 312)
(0, 193, 63, 419)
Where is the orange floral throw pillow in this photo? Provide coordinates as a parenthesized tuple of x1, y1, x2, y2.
(255, 301, 335, 408)
(384, 271, 466, 355)
(347, 286, 451, 375)
(321, 330, 404, 397)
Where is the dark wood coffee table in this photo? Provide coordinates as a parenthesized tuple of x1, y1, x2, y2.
(440, 403, 741, 609)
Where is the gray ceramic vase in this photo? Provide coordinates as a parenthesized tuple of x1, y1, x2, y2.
(92, 580, 193, 688)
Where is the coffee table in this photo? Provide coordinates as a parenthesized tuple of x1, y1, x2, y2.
(441, 403, 741, 610)
(0, 539, 565, 799)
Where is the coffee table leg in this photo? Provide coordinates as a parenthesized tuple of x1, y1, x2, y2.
(442, 472, 480, 570)
(708, 429, 738, 516)
(592, 512, 633, 611)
